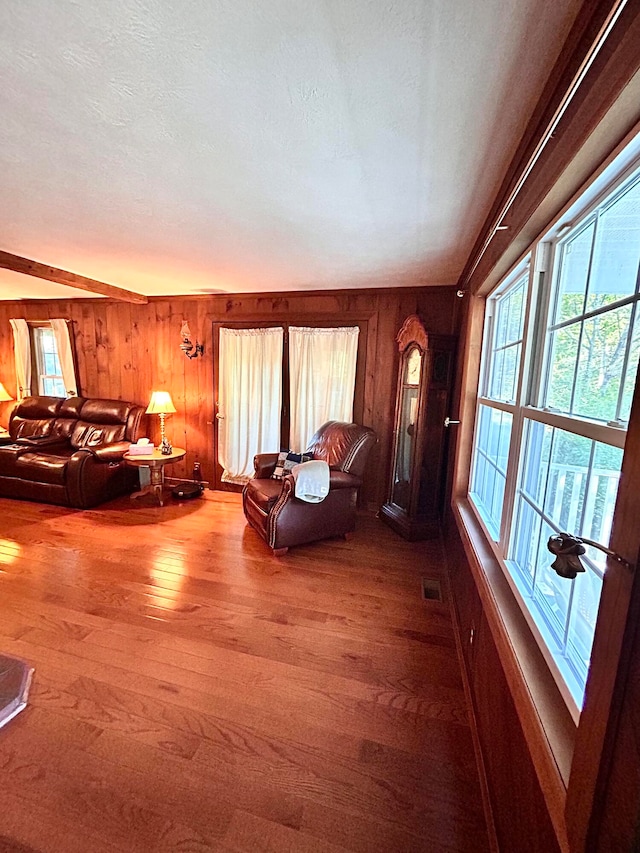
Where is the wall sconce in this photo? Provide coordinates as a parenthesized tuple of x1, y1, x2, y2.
(180, 322, 204, 359)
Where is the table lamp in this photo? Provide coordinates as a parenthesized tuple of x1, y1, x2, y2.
(146, 391, 176, 455)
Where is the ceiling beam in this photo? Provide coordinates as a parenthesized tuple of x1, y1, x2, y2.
(0, 250, 148, 303)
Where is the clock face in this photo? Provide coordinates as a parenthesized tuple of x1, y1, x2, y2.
(405, 347, 421, 385)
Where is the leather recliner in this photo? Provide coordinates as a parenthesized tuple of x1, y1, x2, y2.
(0, 396, 146, 508)
(242, 421, 376, 555)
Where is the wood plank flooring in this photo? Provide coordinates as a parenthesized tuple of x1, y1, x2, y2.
(0, 492, 489, 853)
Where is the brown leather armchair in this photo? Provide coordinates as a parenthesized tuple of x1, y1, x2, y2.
(242, 421, 376, 555)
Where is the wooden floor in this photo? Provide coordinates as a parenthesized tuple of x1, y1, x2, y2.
(0, 491, 489, 853)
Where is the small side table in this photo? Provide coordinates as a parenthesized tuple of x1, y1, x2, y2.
(124, 447, 186, 507)
(0, 428, 12, 447)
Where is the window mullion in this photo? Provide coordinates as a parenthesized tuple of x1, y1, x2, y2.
(582, 443, 598, 540)
(481, 301, 495, 397)
(527, 243, 553, 407)
(500, 257, 537, 553)
(499, 407, 522, 554)
(522, 406, 626, 449)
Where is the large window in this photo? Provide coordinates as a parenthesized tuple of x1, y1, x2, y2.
(470, 161, 640, 716)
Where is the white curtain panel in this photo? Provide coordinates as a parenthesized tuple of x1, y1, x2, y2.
(289, 326, 359, 453)
(9, 319, 31, 399)
(218, 327, 284, 484)
(50, 319, 78, 396)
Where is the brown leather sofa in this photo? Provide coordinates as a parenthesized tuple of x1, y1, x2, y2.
(242, 421, 376, 555)
(0, 396, 146, 508)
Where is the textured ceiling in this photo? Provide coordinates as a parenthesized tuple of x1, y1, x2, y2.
(0, 0, 581, 300)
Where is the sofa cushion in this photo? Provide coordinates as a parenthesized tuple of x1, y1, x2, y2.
(12, 397, 64, 419)
(70, 421, 126, 449)
(306, 421, 376, 476)
(15, 450, 74, 485)
(80, 399, 133, 425)
(245, 478, 284, 513)
(58, 397, 85, 418)
(11, 417, 54, 440)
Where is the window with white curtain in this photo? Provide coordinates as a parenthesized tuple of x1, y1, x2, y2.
(289, 326, 359, 452)
(216, 323, 361, 484)
(469, 155, 640, 717)
(10, 318, 78, 399)
(33, 326, 66, 396)
(217, 327, 283, 484)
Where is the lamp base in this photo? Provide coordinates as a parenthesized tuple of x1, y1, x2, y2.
(160, 437, 173, 455)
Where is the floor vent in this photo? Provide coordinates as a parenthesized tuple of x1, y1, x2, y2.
(421, 577, 443, 602)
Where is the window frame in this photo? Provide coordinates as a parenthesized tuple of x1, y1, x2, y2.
(468, 152, 640, 719)
(471, 260, 533, 547)
(28, 321, 67, 397)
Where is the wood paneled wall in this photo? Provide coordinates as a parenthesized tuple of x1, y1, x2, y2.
(0, 286, 459, 508)
(448, 525, 563, 853)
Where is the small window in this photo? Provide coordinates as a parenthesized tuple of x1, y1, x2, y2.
(32, 325, 66, 397)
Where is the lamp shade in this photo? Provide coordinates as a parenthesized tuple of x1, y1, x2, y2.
(0, 382, 13, 403)
(146, 391, 176, 415)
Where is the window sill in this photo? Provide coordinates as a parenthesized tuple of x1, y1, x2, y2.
(451, 497, 576, 851)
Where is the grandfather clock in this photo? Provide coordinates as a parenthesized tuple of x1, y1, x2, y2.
(380, 315, 456, 540)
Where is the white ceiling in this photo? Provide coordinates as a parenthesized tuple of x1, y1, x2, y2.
(0, 0, 581, 300)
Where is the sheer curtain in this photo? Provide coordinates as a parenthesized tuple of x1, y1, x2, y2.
(50, 319, 78, 396)
(9, 319, 31, 399)
(289, 326, 359, 452)
(218, 327, 283, 484)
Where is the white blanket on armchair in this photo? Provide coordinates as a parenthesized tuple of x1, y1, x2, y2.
(291, 460, 330, 503)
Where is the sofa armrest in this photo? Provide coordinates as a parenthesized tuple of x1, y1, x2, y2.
(64, 446, 138, 508)
(79, 441, 131, 463)
(254, 452, 280, 479)
(266, 474, 358, 551)
(277, 470, 360, 497)
(329, 470, 362, 490)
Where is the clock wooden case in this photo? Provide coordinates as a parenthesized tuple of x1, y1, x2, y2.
(380, 314, 456, 540)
